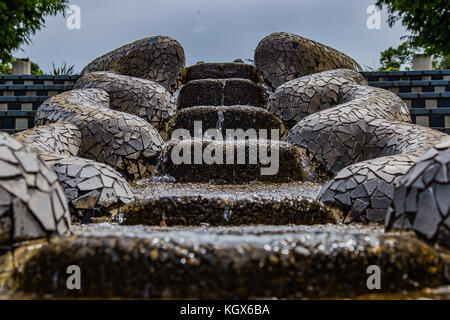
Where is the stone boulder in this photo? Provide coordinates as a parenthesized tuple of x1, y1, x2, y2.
(267, 69, 368, 128)
(286, 70, 449, 223)
(13, 122, 81, 157)
(74, 72, 177, 137)
(14, 123, 135, 219)
(35, 89, 164, 181)
(81, 36, 185, 91)
(0, 133, 71, 245)
(42, 154, 134, 220)
(255, 32, 362, 88)
(386, 138, 450, 248)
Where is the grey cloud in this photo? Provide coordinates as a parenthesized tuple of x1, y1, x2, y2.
(17, 0, 407, 73)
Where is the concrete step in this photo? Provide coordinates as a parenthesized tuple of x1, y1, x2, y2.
(155, 139, 314, 183)
(122, 181, 341, 226)
(167, 105, 287, 140)
(183, 62, 260, 83)
(177, 78, 269, 109)
(3, 224, 447, 299)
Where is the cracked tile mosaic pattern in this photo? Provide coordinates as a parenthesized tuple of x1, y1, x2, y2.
(385, 138, 450, 248)
(255, 32, 362, 89)
(81, 36, 185, 92)
(267, 69, 368, 129)
(13, 122, 81, 157)
(35, 89, 164, 181)
(0, 132, 71, 245)
(13, 123, 134, 218)
(286, 70, 449, 222)
(74, 72, 177, 137)
(42, 154, 134, 219)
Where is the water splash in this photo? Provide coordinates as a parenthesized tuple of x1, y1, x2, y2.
(216, 109, 224, 132)
(220, 80, 226, 106)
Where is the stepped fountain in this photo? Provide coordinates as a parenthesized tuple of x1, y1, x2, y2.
(0, 32, 448, 299)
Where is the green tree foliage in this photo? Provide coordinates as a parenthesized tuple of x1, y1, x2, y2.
(376, 0, 450, 56)
(0, 0, 68, 63)
(379, 42, 413, 70)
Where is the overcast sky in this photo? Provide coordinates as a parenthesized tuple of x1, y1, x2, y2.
(17, 0, 408, 73)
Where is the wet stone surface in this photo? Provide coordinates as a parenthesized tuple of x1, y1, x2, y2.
(5, 224, 448, 299)
(168, 105, 287, 140)
(183, 62, 260, 83)
(155, 139, 313, 183)
(178, 79, 268, 109)
(121, 180, 341, 226)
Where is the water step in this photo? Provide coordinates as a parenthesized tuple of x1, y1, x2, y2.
(3, 224, 447, 299)
(156, 139, 314, 183)
(167, 105, 287, 140)
(122, 181, 341, 226)
(177, 78, 268, 109)
(183, 62, 260, 83)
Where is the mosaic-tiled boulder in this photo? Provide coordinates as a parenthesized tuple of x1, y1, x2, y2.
(35, 89, 164, 181)
(74, 72, 177, 137)
(255, 32, 362, 89)
(287, 84, 411, 173)
(267, 69, 368, 128)
(41, 154, 134, 220)
(386, 138, 450, 247)
(13, 122, 81, 157)
(0, 133, 71, 244)
(81, 36, 186, 91)
(13, 123, 135, 219)
(286, 71, 449, 222)
(313, 121, 448, 223)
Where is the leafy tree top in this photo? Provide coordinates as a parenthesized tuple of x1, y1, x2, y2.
(376, 0, 450, 56)
(0, 0, 68, 62)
